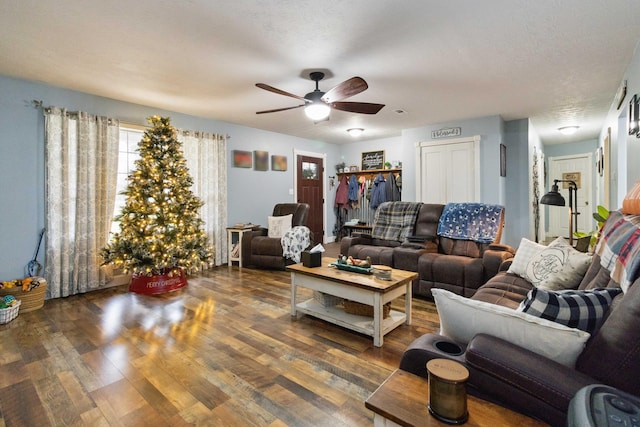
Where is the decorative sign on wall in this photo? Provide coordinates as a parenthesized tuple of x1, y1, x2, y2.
(431, 127, 461, 139)
(361, 150, 385, 170)
(562, 172, 581, 189)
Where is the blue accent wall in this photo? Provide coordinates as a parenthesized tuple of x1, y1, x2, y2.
(4, 72, 605, 279)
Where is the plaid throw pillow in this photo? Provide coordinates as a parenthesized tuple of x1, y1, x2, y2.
(517, 288, 622, 334)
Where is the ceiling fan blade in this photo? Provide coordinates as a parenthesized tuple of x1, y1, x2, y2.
(331, 101, 385, 115)
(256, 104, 305, 114)
(256, 83, 307, 102)
(321, 77, 368, 103)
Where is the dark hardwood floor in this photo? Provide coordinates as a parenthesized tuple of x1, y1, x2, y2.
(0, 244, 442, 426)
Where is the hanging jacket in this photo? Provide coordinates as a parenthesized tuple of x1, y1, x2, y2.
(348, 174, 359, 202)
(370, 173, 387, 209)
(334, 175, 350, 209)
(385, 172, 401, 202)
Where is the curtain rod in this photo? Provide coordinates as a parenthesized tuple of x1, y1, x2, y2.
(33, 100, 230, 139)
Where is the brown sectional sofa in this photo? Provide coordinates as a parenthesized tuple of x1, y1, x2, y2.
(340, 201, 515, 298)
(399, 210, 640, 426)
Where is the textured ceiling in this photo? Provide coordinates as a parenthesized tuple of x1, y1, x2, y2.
(2, 0, 640, 145)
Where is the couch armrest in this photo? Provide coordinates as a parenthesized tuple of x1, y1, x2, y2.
(340, 234, 372, 256)
(488, 243, 515, 254)
(241, 228, 268, 265)
(482, 246, 515, 282)
(466, 334, 596, 425)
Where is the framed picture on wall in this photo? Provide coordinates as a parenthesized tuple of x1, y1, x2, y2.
(232, 150, 252, 168)
(254, 150, 268, 171)
(271, 155, 287, 171)
(500, 144, 507, 177)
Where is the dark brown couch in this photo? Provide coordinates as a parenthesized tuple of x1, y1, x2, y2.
(399, 214, 640, 426)
(340, 202, 514, 298)
(242, 203, 311, 270)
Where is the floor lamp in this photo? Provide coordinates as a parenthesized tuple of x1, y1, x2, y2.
(540, 179, 579, 245)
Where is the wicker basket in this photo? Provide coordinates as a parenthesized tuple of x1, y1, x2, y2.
(313, 291, 343, 307)
(0, 278, 46, 313)
(0, 300, 21, 324)
(343, 300, 391, 318)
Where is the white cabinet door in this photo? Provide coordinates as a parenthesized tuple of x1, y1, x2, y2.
(417, 136, 480, 204)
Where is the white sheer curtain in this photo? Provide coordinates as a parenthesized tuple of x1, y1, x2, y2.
(44, 107, 119, 298)
(180, 131, 228, 266)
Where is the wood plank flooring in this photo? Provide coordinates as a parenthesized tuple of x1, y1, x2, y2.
(0, 251, 442, 426)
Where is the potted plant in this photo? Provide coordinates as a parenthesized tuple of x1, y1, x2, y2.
(573, 205, 610, 252)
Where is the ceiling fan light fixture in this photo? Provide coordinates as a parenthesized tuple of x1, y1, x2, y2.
(558, 126, 579, 135)
(347, 128, 364, 137)
(304, 102, 331, 121)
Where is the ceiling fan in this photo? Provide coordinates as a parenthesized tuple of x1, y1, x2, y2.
(255, 71, 385, 121)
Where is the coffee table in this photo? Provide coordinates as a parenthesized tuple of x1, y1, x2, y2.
(286, 257, 418, 347)
(365, 369, 545, 426)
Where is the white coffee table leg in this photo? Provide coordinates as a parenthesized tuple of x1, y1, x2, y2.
(290, 272, 297, 316)
(405, 281, 412, 325)
(373, 292, 383, 347)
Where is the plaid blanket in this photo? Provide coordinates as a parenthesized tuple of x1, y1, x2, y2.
(282, 226, 311, 263)
(437, 202, 504, 243)
(595, 210, 640, 293)
(371, 202, 422, 242)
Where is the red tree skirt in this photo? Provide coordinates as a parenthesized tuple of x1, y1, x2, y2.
(129, 268, 187, 295)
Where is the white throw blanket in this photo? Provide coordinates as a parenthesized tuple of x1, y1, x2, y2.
(281, 226, 311, 263)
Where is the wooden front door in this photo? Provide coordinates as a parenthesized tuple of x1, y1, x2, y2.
(296, 154, 324, 243)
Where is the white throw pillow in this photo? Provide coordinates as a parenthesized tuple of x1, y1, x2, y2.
(507, 237, 591, 290)
(507, 238, 546, 277)
(267, 214, 293, 238)
(432, 288, 590, 367)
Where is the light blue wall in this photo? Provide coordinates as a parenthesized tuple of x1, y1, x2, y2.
(0, 74, 541, 280)
(596, 41, 640, 208)
(0, 75, 340, 279)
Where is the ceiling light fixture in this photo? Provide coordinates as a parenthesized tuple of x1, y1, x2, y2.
(304, 101, 330, 121)
(558, 126, 579, 135)
(347, 128, 364, 137)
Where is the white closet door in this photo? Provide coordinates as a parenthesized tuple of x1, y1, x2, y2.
(416, 136, 480, 204)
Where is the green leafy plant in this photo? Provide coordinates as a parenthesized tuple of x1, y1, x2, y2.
(574, 205, 610, 248)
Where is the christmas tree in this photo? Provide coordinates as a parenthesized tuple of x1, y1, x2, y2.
(102, 116, 213, 276)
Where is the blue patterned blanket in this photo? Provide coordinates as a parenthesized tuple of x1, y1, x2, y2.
(595, 210, 640, 293)
(437, 203, 504, 243)
(282, 226, 311, 263)
(371, 202, 422, 242)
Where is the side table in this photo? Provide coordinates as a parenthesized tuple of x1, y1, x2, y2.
(365, 369, 545, 426)
(227, 226, 255, 268)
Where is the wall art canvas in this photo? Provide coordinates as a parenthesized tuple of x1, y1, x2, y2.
(233, 150, 252, 168)
(254, 150, 268, 171)
(271, 155, 287, 171)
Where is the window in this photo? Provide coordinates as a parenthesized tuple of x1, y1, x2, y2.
(111, 127, 143, 234)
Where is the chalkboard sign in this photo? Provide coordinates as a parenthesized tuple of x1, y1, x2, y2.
(361, 150, 385, 170)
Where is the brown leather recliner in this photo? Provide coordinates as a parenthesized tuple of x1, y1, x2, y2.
(242, 203, 311, 270)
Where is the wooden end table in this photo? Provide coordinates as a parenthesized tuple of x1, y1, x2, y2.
(365, 369, 546, 426)
(286, 257, 417, 347)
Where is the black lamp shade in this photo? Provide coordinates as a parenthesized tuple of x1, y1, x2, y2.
(540, 183, 566, 206)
